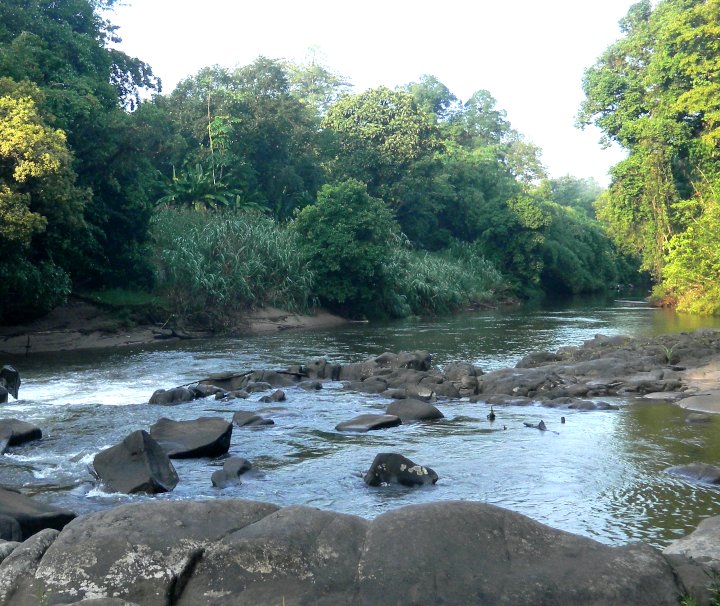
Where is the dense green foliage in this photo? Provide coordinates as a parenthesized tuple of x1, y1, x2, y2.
(0, 0, 650, 326)
(579, 0, 720, 312)
(151, 209, 314, 327)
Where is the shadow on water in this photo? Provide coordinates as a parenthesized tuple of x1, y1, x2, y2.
(3, 294, 720, 548)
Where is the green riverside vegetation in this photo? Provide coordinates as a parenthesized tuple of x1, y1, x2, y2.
(9, 0, 718, 328)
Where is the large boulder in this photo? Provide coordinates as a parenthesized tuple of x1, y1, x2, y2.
(335, 414, 401, 433)
(385, 399, 444, 422)
(363, 453, 438, 487)
(1, 499, 688, 606)
(178, 505, 369, 605)
(92, 430, 178, 494)
(355, 501, 680, 606)
(0, 418, 42, 454)
(149, 416, 232, 458)
(0, 488, 75, 541)
(7, 500, 279, 605)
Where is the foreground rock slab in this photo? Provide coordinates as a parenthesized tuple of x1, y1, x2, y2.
(1, 499, 688, 605)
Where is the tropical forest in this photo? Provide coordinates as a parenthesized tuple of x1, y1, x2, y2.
(1, 0, 719, 328)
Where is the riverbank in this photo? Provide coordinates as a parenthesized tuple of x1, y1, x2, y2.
(0, 298, 348, 357)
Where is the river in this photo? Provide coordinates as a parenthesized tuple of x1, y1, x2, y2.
(2, 293, 720, 550)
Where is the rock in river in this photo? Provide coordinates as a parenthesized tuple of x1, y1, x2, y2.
(335, 414, 401, 433)
(385, 398, 444, 422)
(363, 453, 438, 487)
(149, 416, 232, 458)
(92, 430, 178, 495)
(0, 487, 75, 541)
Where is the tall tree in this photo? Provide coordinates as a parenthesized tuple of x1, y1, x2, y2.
(578, 0, 720, 297)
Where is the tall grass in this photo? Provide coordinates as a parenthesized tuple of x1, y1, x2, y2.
(151, 209, 314, 329)
(382, 240, 509, 317)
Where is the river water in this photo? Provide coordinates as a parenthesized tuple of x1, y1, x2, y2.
(2, 294, 720, 549)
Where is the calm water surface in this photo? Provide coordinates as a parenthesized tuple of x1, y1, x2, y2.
(2, 294, 720, 549)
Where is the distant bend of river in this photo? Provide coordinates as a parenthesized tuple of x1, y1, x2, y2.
(2, 293, 720, 550)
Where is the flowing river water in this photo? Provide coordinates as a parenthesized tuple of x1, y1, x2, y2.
(2, 294, 720, 550)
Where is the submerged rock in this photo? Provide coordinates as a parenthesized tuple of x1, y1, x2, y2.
(664, 462, 720, 484)
(335, 414, 401, 433)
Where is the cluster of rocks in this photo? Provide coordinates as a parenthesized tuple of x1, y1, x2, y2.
(3, 330, 720, 603)
(1, 498, 719, 605)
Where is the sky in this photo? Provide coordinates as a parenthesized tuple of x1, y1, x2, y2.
(109, 0, 633, 186)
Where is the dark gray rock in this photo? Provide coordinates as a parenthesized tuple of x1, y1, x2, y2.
(10, 500, 279, 605)
(0, 365, 20, 400)
(355, 501, 680, 606)
(245, 381, 273, 393)
(298, 380, 323, 391)
(92, 430, 178, 494)
(210, 457, 251, 489)
(335, 414, 401, 433)
(150, 417, 232, 458)
(0, 539, 19, 563)
(2, 499, 689, 606)
(148, 386, 195, 405)
(386, 399, 444, 422)
(0, 418, 42, 453)
(363, 453, 438, 487)
(232, 411, 274, 427)
(665, 462, 720, 484)
(200, 371, 252, 392)
(178, 505, 369, 606)
(443, 362, 482, 396)
(0, 528, 58, 605)
(189, 383, 223, 398)
(0, 488, 75, 541)
(249, 370, 298, 388)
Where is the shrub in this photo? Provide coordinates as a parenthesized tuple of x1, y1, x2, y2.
(151, 209, 314, 328)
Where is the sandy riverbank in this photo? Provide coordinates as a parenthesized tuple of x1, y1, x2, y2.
(0, 298, 348, 357)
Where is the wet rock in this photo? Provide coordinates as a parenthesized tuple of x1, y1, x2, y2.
(298, 380, 323, 391)
(665, 462, 720, 485)
(0, 487, 75, 541)
(248, 370, 298, 388)
(335, 414, 401, 433)
(211, 458, 252, 488)
(0, 365, 20, 400)
(386, 399, 444, 422)
(0, 418, 42, 454)
(149, 417, 232, 458)
(245, 381, 273, 393)
(523, 420, 548, 431)
(188, 383, 223, 398)
(363, 453, 438, 487)
(93, 430, 178, 494)
(232, 410, 275, 427)
(148, 386, 195, 405)
(199, 371, 252, 392)
(349, 377, 388, 394)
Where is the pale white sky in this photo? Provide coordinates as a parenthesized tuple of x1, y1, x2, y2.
(110, 0, 632, 185)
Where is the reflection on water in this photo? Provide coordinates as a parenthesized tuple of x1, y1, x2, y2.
(2, 294, 720, 549)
